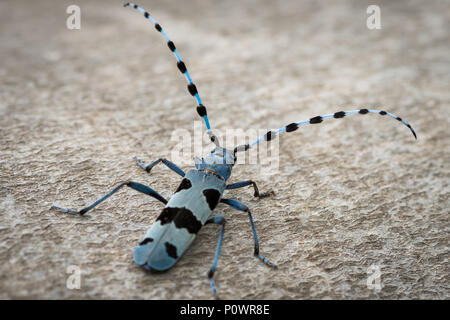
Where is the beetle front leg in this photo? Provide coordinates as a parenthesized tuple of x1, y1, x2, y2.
(134, 157, 185, 177)
(225, 180, 274, 198)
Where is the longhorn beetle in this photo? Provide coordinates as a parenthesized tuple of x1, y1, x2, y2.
(51, 3, 417, 298)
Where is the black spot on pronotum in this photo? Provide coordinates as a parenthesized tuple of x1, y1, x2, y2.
(165, 242, 178, 259)
(197, 104, 207, 117)
(286, 123, 298, 132)
(396, 117, 402, 122)
(310, 116, 323, 124)
(264, 131, 275, 141)
(359, 109, 369, 114)
(188, 83, 198, 96)
(144, 12, 149, 18)
(177, 61, 186, 73)
(175, 178, 192, 193)
(168, 41, 176, 52)
(203, 189, 221, 210)
(157, 207, 202, 233)
(139, 238, 153, 246)
(155, 23, 162, 32)
(379, 111, 387, 115)
(334, 111, 346, 118)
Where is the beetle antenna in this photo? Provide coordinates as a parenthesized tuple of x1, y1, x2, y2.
(124, 2, 220, 146)
(234, 108, 417, 154)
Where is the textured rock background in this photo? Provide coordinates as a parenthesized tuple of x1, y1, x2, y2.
(0, 0, 448, 299)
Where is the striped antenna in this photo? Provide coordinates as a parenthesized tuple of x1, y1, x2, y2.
(124, 3, 220, 146)
(234, 108, 417, 154)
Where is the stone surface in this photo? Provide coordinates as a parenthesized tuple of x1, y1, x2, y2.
(0, 0, 448, 299)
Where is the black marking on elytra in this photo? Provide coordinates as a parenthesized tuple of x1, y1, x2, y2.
(157, 207, 177, 225)
(175, 208, 202, 234)
(168, 41, 176, 52)
(359, 109, 369, 114)
(379, 111, 387, 115)
(264, 131, 274, 141)
(286, 123, 298, 132)
(188, 83, 198, 96)
(177, 61, 187, 73)
(155, 23, 162, 32)
(139, 238, 153, 246)
(157, 207, 202, 234)
(197, 104, 207, 117)
(144, 12, 149, 19)
(310, 116, 323, 124)
(334, 111, 346, 118)
(175, 178, 192, 193)
(396, 117, 402, 122)
(203, 189, 221, 210)
(134, 4, 138, 9)
(165, 242, 178, 259)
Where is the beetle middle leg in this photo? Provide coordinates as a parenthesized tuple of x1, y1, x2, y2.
(225, 180, 274, 198)
(220, 198, 277, 268)
(204, 214, 226, 299)
(135, 157, 185, 177)
(51, 181, 167, 215)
